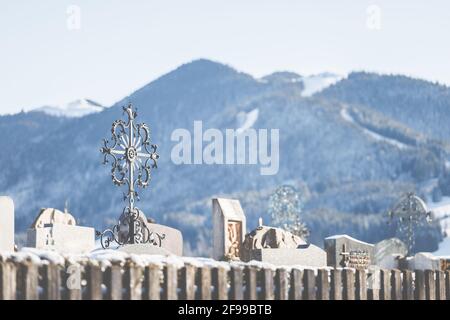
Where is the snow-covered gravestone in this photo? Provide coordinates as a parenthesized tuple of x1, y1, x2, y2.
(0, 196, 14, 252)
(373, 238, 407, 269)
(26, 208, 95, 254)
(324, 234, 374, 269)
(212, 198, 246, 261)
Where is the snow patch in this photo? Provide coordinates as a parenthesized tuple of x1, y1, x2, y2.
(236, 108, 259, 134)
(33, 99, 105, 118)
(301, 73, 344, 97)
(340, 108, 410, 150)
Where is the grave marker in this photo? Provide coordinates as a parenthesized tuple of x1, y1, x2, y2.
(0, 197, 14, 252)
(324, 234, 374, 269)
(212, 198, 246, 261)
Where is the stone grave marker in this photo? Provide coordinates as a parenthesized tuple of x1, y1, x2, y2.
(116, 214, 183, 256)
(373, 238, 407, 269)
(407, 252, 450, 271)
(27, 207, 95, 254)
(324, 234, 374, 269)
(0, 196, 14, 252)
(241, 225, 326, 267)
(212, 198, 246, 261)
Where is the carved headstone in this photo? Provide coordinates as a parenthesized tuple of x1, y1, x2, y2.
(27, 208, 95, 254)
(242, 226, 306, 251)
(212, 198, 246, 261)
(0, 196, 14, 252)
(407, 252, 450, 271)
(324, 234, 374, 269)
(241, 225, 326, 266)
(373, 238, 407, 269)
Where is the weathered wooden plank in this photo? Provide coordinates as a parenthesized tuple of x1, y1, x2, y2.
(391, 269, 402, 300)
(424, 270, 436, 300)
(260, 268, 274, 300)
(342, 269, 355, 300)
(17, 261, 39, 300)
(330, 269, 342, 300)
(64, 263, 82, 300)
(414, 270, 425, 300)
(275, 269, 289, 300)
(144, 264, 161, 300)
(402, 270, 414, 300)
(317, 269, 329, 300)
(355, 269, 367, 300)
(379, 269, 391, 300)
(367, 269, 380, 300)
(230, 266, 244, 300)
(244, 266, 257, 300)
(125, 264, 143, 300)
(105, 264, 123, 300)
(0, 261, 16, 300)
(212, 266, 228, 300)
(436, 271, 446, 300)
(180, 264, 196, 300)
(42, 263, 61, 300)
(86, 263, 103, 300)
(163, 264, 178, 300)
(303, 269, 316, 300)
(446, 271, 450, 300)
(197, 266, 211, 300)
(289, 269, 303, 300)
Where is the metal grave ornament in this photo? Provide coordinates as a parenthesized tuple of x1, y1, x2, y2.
(387, 192, 432, 254)
(98, 104, 164, 249)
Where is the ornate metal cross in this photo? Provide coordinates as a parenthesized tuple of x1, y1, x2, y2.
(98, 104, 164, 249)
(388, 192, 432, 254)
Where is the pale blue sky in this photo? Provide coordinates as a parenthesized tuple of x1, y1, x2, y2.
(1, 0, 450, 114)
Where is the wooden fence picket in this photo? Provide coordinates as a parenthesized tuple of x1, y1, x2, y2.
(355, 269, 367, 300)
(424, 270, 436, 300)
(342, 269, 355, 300)
(212, 266, 228, 300)
(230, 266, 244, 300)
(197, 266, 212, 300)
(289, 269, 303, 300)
(260, 268, 274, 300)
(303, 269, 316, 300)
(317, 269, 330, 300)
(0, 260, 16, 300)
(415, 270, 426, 300)
(436, 271, 446, 300)
(402, 270, 414, 300)
(42, 263, 61, 300)
(330, 269, 342, 300)
(391, 269, 402, 300)
(163, 264, 178, 300)
(105, 264, 123, 300)
(125, 263, 143, 300)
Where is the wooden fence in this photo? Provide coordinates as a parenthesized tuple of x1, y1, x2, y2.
(1, 258, 449, 300)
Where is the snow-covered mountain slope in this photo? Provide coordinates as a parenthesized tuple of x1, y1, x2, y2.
(261, 72, 344, 96)
(301, 73, 344, 96)
(33, 99, 105, 118)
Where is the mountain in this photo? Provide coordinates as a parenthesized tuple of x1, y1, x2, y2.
(0, 59, 446, 255)
(319, 72, 450, 141)
(32, 99, 105, 118)
(261, 71, 343, 96)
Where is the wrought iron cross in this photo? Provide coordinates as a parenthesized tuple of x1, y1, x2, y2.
(98, 104, 164, 249)
(388, 192, 432, 254)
